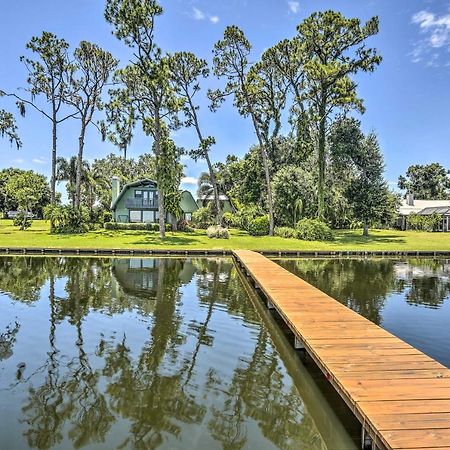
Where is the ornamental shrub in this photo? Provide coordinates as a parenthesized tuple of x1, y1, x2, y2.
(206, 225, 230, 239)
(13, 211, 33, 230)
(222, 211, 240, 228)
(177, 219, 194, 232)
(104, 222, 172, 232)
(192, 206, 214, 229)
(248, 215, 270, 236)
(44, 205, 89, 234)
(274, 226, 298, 239)
(407, 213, 442, 232)
(296, 218, 334, 241)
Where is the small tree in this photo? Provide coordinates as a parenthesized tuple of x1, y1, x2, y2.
(66, 41, 118, 207)
(5, 172, 49, 229)
(0, 110, 21, 149)
(347, 133, 389, 236)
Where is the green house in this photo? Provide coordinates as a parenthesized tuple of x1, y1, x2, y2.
(111, 177, 198, 223)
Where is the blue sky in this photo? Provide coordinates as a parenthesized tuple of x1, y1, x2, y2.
(1, 0, 450, 197)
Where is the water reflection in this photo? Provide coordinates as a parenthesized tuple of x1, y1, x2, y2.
(0, 256, 347, 450)
(277, 257, 450, 367)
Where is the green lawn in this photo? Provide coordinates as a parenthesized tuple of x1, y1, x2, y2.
(0, 219, 449, 251)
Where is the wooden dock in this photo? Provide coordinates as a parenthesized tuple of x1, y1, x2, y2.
(233, 250, 450, 450)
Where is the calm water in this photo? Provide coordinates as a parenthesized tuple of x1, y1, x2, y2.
(277, 258, 450, 368)
(0, 256, 355, 450)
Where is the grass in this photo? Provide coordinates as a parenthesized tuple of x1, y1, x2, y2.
(0, 219, 449, 251)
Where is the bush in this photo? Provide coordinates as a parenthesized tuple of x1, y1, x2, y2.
(222, 211, 240, 228)
(274, 226, 298, 239)
(235, 204, 259, 231)
(44, 205, 89, 234)
(407, 213, 442, 232)
(104, 222, 172, 232)
(192, 206, 214, 229)
(177, 219, 194, 233)
(206, 225, 230, 239)
(296, 218, 334, 241)
(248, 215, 270, 236)
(13, 211, 33, 230)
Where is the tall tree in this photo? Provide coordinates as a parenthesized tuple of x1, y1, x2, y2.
(169, 51, 222, 225)
(0, 110, 21, 149)
(209, 26, 276, 235)
(105, 0, 182, 238)
(297, 11, 381, 219)
(398, 163, 450, 200)
(1, 32, 74, 203)
(66, 41, 117, 208)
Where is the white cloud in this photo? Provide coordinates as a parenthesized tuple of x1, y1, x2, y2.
(32, 157, 46, 164)
(209, 15, 219, 24)
(288, 1, 300, 14)
(192, 7, 205, 20)
(13, 158, 24, 164)
(181, 176, 198, 186)
(411, 9, 450, 64)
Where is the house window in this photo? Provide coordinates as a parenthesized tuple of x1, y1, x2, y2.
(129, 210, 142, 223)
(184, 212, 192, 221)
(135, 190, 143, 198)
(143, 211, 155, 223)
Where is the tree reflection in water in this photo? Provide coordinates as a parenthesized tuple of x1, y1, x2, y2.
(0, 256, 330, 450)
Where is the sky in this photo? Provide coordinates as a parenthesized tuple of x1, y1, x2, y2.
(1, 0, 450, 198)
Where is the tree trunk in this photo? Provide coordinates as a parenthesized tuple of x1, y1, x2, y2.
(75, 123, 86, 208)
(317, 100, 327, 221)
(51, 114, 57, 205)
(205, 153, 222, 226)
(363, 222, 369, 236)
(158, 189, 165, 238)
(261, 147, 275, 236)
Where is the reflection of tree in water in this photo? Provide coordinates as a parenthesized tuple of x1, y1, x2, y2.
(0, 321, 20, 361)
(280, 258, 399, 325)
(2, 256, 326, 450)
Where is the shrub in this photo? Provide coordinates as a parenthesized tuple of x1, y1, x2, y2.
(236, 204, 259, 231)
(192, 206, 214, 229)
(274, 226, 298, 239)
(104, 222, 172, 232)
(177, 219, 194, 233)
(248, 215, 270, 236)
(13, 211, 33, 230)
(222, 211, 240, 228)
(407, 213, 442, 232)
(206, 225, 230, 239)
(44, 205, 89, 234)
(296, 218, 334, 241)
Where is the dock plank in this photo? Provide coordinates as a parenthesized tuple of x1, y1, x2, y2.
(233, 250, 450, 450)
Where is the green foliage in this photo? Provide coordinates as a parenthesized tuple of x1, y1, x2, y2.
(222, 212, 240, 228)
(13, 212, 32, 230)
(398, 163, 450, 200)
(176, 219, 194, 233)
(4, 171, 50, 229)
(0, 109, 22, 149)
(272, 166, 314, 226)
(44, 205, 89, 234)
(296, 219, 334, 241)
(407, 214, 442, 232)
(274, 226, 298, 239)
(248, 215, 270, 236)
(104, 222, 172, 231)
(192, 206, 214, 229)
(206, 225, 229, 239)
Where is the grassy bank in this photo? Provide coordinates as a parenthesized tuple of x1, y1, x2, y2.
(0, 219, 449, 251)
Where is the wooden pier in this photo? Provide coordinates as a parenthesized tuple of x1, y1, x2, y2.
(233, 250, 450, 450)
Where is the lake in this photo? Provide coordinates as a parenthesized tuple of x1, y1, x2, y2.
(0, 256, 354, 450)
(277, 257, 450, 368)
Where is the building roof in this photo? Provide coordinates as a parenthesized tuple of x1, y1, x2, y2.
(197, 194, 230, 201)
(111, 179, 157, 210)
(399, 199, 450, 216)
(417, 206, 450, 215)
